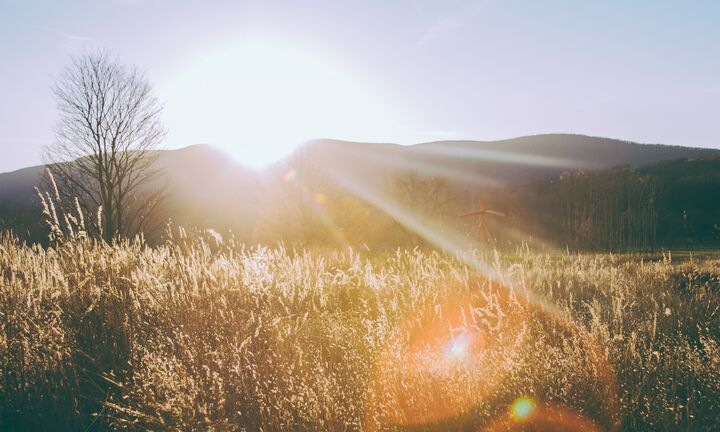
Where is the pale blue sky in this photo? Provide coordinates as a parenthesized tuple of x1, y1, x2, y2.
(1, 0, 719, 171)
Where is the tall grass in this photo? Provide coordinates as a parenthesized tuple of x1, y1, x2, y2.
(1, 229, 719, 431)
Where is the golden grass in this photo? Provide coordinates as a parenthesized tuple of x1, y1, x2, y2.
(1, 230, 719, 431)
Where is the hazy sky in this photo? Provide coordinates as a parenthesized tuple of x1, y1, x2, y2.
(1, 0, 719, 171)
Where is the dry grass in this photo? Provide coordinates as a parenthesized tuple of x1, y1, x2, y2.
(1, 230, 719, 431)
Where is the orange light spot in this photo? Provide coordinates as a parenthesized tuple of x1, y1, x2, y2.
(314, 192, 327, 205)
(283, 169, 297, 182)
(510, 396, 536, 421)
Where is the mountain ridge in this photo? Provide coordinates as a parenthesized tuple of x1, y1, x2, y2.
(3, 133, 718, 205)
(2, 133, 719, 245)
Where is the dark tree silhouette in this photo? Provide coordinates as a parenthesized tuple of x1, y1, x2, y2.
(44, 49, 166, 243)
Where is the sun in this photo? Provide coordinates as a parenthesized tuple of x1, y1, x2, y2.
(161, 40, 407, 168)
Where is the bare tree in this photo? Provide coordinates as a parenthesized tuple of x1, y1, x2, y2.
(393, 170, 452, 217)
(44, 49, 166, 243)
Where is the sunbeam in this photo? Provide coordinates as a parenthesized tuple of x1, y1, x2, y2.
(414, 143, 595, 169)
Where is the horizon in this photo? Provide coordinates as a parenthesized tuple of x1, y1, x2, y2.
(2, 1, 719, 171)
(1, 131, 716, 175)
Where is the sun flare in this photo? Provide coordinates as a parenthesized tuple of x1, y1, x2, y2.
(162, 40, 407, 168)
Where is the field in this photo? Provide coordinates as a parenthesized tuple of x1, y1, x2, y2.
(1, 230, 719, 431)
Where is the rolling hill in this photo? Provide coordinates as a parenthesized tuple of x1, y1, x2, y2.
(306, 134, 720, 189)
(1, 133, 718, 245)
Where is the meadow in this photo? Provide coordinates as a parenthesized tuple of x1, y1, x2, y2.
(1, 229, 719, 431)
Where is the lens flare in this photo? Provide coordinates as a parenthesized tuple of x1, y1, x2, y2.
(314, 192, 327, 205)
(483, 403, 604, 432)
(510, 396, 536, 421)
(363, 276, 621, 431)
(283, 169, 297, 183)
(365, 278, 531, 429)
(446, 334, 471, 361)
(262, 168, 349, 247)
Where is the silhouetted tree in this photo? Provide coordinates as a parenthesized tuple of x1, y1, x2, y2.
(44, 49, 166, 243)
(394, 171, 453, 217)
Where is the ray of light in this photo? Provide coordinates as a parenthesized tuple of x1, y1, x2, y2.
(282, 168, 350, 248)
(319, 162, 620, 431)
(320, 161, 565, 312)
(328, 144, 502, 187)
(414, 143, 595, 169)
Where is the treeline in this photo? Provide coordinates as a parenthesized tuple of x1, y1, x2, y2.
(2, 154, 720, 252)
(500, 158, 720, 251)
(553, 168, 659, 251)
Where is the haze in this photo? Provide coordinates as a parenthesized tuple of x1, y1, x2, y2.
(1, 0, 719, 171)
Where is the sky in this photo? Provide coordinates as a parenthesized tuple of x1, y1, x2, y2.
(0, 0, 719, 171)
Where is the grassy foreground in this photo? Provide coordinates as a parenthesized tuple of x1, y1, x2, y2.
(1, 231, 719, 431)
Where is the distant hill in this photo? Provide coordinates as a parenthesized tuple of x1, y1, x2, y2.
(1, 134, 718, 246)
(306, 134, 720, 189)
(0, 145, 262, 242)
(0, 165, 45, 206)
